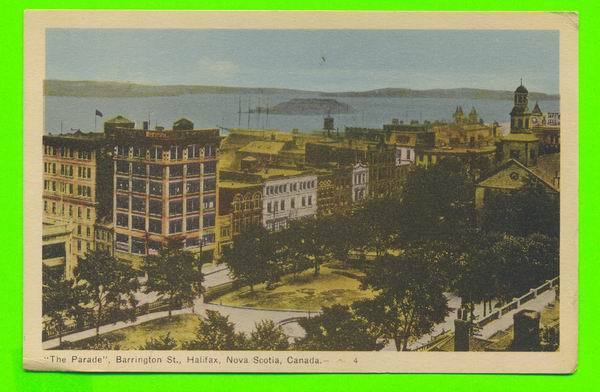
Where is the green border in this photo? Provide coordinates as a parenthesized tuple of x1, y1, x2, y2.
(3, 1, 598, 390)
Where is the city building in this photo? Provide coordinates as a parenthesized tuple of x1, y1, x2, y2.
(315, 166, 353, 217)
(305, 139, 403, 199)
(497, 133, 540, 167)
(352, 163, 369, 202)
(43, 131, 113, 277)
(106, 116, 221, 266)
(474, 158, 559, 213)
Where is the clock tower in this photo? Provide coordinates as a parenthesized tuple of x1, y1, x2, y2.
(510, 80, 531, 133)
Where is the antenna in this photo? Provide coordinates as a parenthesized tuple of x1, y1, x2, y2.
(247, 97, 251, 129)
(238, 96, 242, 127)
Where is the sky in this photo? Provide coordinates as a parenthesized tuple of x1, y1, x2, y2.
(46, 29, 559, 94)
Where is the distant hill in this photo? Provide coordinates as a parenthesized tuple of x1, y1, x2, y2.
(44, 80, 559, 101)
(268, 98, 355, 115)
(320, 87, 559, 101)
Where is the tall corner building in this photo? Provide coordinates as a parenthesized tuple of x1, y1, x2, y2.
(42, 131, 113, 278)
(106, 116, 221, 267)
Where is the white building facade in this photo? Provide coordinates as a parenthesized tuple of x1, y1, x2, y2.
(262, 174, 318, 231)
(352, 163, 369, 202)
(395, 145, 416, 166)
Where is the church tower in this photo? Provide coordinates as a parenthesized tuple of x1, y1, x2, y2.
(510, 80, 531, 133)
(453, 106, 465, 124)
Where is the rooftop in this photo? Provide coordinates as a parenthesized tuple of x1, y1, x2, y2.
(219, 180, 261, 189)
(238, 140, 286, 155)
(501, 133, 539, 142)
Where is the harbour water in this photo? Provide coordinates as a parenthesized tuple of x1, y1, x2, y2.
(44, 93, 560, 134)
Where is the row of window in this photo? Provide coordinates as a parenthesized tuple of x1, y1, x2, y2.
(115, 161, 217, 178)
(265, 179, 316, 196)
(115, 144, 217, 160)
(115, 177, 216, 195)
(43, 201, 93, 221)
(266, 196, 312, 213)
(43, 163, 92, 179)
(114, 233, 215, 254)
(43, 180, 92, 199)
(44, 145, 91, 160)
(116, 195, 215, 215)
(115, 213, 216, 233)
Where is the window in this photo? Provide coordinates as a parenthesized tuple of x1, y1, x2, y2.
(308, 196, 312, 206)
(132, 197, 146, 213)
(169, 165, 183, 178)
(132, 163, 146, 176)
(510, 149, 521, 159)
(132, 179, 146, 193)
(116, 195, 129, 210)
(86, 208, 91, 220)
(185, 237, 200, 248)
(186, 180, 200, 193)
(149, 219, 162, 234)
(274, 202, 279, 212)
(203, 178, 216, 192)
(187, 163, 201, 176)
(302, 197, 306, 207)
(77, 225, 81, 235)
(267, 202, 272, 213)
(205, 144, 216, 157)
(170, 146, 183, 160)
(149, 199, 162, 216)
(115, 234, 129, 251)
(77, 240, 81, 251)
(68, 205, 72, 216)
(86, 227, 91, 237)
(169, 181, 183, 196)
(280, 200, 285, 210)
(77, 207, 81, 218)
(186, 197, 200, 212)
(149, 164, 163, 178)
(203, 196, 215, 209)
(150, 146, 163, 160)
(132, 215, 145, 231)
(169, 200, 183, 215)
(169, 219, 182, 234)
(116, 213, 128, 228)
(116, 177, 129, 191)
(187, 144, 199, 159)
(131, 237, 146, 254)
(186, 216, 200, 231)
(202, 233, 215, 244)
(203, 214, 215, 227)
(117, 145, 127, 157)
(133, 146, 145, 158)
(149, 181, 162, 196)
(148, 240, 161, 253)
(204, 161, 216, 174)
(291, 198, 295, 209)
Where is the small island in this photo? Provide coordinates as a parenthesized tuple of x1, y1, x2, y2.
(261, 98, 355, 115)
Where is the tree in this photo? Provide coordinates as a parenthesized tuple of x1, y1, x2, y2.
(353, 197, 403, 257)
(143, 237, 204, 318)
(221, 225, 274, 291)
(481, 179, 559, 238)
(42, 272, 84, 345)
(321, 214, 359, 263)
(74, 249, 139, 336)
(291, 218, 331, 276)
(274, 223, 311, 280)
(138, 332, 178, 350)
(357, 248, 450, 351)
(182, 310, 247, 350)
(398, 158, 475, 244)
(488, 233, 559, 302)
(295, 304, 384, 351)
(248, 320, 289, 350)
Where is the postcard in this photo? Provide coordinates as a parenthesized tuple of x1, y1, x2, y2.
(23, 10, 578, 373)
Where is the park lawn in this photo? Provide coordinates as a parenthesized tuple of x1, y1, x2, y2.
(66, 314, 200, 350)
(211, 264, 376, 311)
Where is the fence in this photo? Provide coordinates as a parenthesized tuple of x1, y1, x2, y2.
(42, 297, 178, 342)
(474, 276, 559, 329)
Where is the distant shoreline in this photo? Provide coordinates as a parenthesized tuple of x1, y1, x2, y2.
(44, 80, 560, 101)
